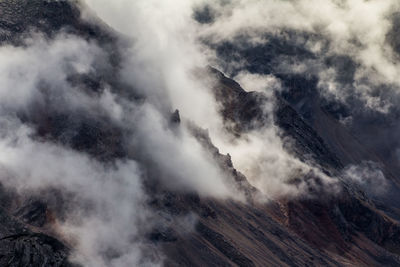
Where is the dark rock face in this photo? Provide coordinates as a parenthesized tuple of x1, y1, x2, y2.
(170, 109, 181, 124)
(0, 0, 113, 265)
(0, 234, 73, 267)
(193, 4, 217, 25)
(207, 67, 267, 134)
(15, 200, 49, 228)
(0, 0, 114, 43)
(180, 68, 400, 266)
(196, 222, 256, 267)
(0, 206, 73, 267)
(275, 97, 343, 171)
(1, 1, 400, 267)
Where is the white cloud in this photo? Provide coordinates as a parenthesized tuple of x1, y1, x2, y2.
(81, 0, 344, 202)
(344, 161, 388, 195)
(197, 0, 400, 113)
(234, 71, 282, 96)
(5, 1, 397, 264)
(0, 117, 156, 267)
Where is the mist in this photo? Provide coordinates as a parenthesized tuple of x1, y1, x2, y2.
(0, 0, 399, 266)
(81, 0, 340, 202)
(0, 4, 240, 265)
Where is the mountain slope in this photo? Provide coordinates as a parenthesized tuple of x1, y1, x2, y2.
(1, 1, 400, 266)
